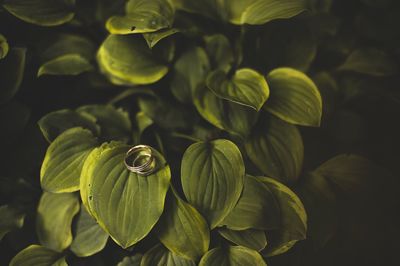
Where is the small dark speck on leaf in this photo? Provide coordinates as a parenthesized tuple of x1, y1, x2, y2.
(89, 196, 93, 200)
(131, 26, 136, 31)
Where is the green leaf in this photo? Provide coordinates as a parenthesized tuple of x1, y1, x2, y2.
(141, 244, 196, 266)
(171, 0, 220, 20)
(0, 48, 26, 104)
(40, 127, 98, 193)
(0, 205, 25, 241)
(117, 254, 143, 266)
(9, 245, 66, 266)
(207, 68, 269, 111)
(37, 34, 95, 76)
(106, 0, 174, 35)
(77, 104, 132, 142)
(171, 46, 210, 103)
(157, 188, 210, 260)
(143, 28, 179, 48)
(97, 34, 168, 85)
(181, 139, 244, 228)
(264, 67, 322, 127)
(80, 142, 171, 248)
(220, 175, 280, 230)
(226, 0, 307, 25)
(0, 34, 9, 60)
(36, 192, 80, 252)
(70, 206, 109, 257)
(258, 177, 307, 257)
(199, 246, 266, 266)
(218, 228, 268, 252)
(338, 48, 398, 77)
(245, 115, 304, 183)
(3, 0, 75, 26)
(314, 154, 378, 193)
(38, 109, 100, 143)
(194, 85, 258, 137)
(297, 172, 337, 248)
(204, 34, 234, 72)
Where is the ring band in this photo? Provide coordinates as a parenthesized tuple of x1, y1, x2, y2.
(124, 145, 156, 175)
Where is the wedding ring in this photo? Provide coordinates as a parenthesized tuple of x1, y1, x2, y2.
(124, 145, 156, 176)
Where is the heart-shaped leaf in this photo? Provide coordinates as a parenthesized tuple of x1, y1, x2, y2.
(0, 34, 9, 59)
(157, 188, 210, 260)
(3, 0, 75, 26)
(9, 245, 66, 266)
(40, 127, 98, 193)
(264, 67, 322, 127)
(338, 48, 398, 77)
(36, 192, 80, 252)
(38, 109, 100, 143)
(77, 105, 132, 142)
(0, 48, 26, 104)
(0, 205, 25, 241)
(258, 177, 307, 257)
(194, 85, 258, 137)
(225, 0, 307, 25)
(220, 175, 280, 230)
(97, 34, 168, 85)
(106, 0, 174, 34)
(80, 142, 171, 248)
(70, 206, 109, 257)
(181, 139, 244, 228)
(204, 34, 234, 72)
(37, 34, 95, 77)
(218, 228, 267, 252)
(207, 68, 270, 111)
(245, 115, 304, 183)
(141, 244, 196, 266)
(199, 246, 266, 266)
(171, 46, 210, 103)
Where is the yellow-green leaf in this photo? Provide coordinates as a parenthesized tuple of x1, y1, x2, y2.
(199, 246, 266, 266)
(181, 139, 244, 228)
(97, 34, 168, 85)
(40, 127, 98, 193)
(0, 48, 26, 104)
(264, 67, 322, 127)
(218, 228, 267, 252)
(141, 244, 196, 266)
(9, 245, 66, 266)
(36, 192, 80, 252)
(0, 205, 25, 241)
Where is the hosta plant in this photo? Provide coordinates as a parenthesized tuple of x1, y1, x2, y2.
(1, 0, 399, 265)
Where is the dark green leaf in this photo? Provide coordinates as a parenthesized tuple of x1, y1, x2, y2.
(259, 177, 307, 257)
(206, 68, 270, 111)
(204, 34, 234, 72)
(157, 188, 210, 260)
(3, 0, 75, 26)
(106, 0, 174, 34)
(77, 104, 132, 142)
(9, 245, 66, 266)
(338, 48, 398, 77)
(245, 115, 304, 183)
(199, 246, 266, 266)
(0, 205, 25, 241)
(181, 139, 244, 228)
(171, 46, 210, 103)
(36, 192, 80, 251)
(80, 142, 171, 248)
(38, 109, 100, 143)
(221, 175, 280, 230)
(117, 254, 143, 266)
(0, 48, 26, 104)
(141, 244, 196, 266)
(194, 85, 258, 137)
(97, 34, 168, 85)
(0, 34, 9, 60)
(218, 228, 267, 251)
(264, 67, 322, 127)
(40, 127, 98, 193)
(70, 206, 109, 257)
